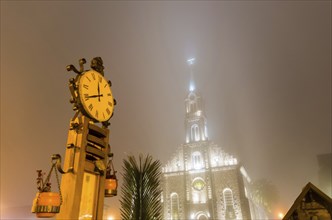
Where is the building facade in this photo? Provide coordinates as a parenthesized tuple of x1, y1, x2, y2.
(161, 83, 264, 220)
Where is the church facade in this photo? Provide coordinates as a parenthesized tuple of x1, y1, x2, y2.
(161, 83, 265, 220)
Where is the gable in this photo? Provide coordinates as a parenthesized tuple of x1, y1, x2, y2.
(283, 182, 332, 220)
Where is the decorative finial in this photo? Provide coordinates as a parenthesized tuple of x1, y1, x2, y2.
(66, 58, 86, 74)
(91, 57, 105, 76)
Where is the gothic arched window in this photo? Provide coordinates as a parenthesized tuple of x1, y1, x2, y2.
(223, 188, 236, 220)
(191, 124, 200, 141)
(170, 193, 179, 220)
(192, 151, 203, 169)
(192, 178, 207, 204)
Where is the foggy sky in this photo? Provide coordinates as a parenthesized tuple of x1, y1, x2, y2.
(1, 1, 331, 219)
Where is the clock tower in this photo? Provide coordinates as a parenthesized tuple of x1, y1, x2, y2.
(55, 57, 116, 220)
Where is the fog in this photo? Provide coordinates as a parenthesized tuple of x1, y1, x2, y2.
(1, 1, 331, 219)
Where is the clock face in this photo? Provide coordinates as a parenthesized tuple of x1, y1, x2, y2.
(78, 70, 114, 122)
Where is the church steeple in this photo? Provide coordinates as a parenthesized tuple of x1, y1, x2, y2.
(185, 58, 208, 143)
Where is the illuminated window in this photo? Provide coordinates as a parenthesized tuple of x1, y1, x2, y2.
(192, 192, 199, 203)
(223, 188, 233, 206)
(192, 152, 203, 169)
(191, 125, 200, 141)
(192, 178, 207, 204)
(223, 188, 236, 219)
(170, 193, 179, 220)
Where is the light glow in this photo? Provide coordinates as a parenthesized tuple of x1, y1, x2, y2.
(192, 193, 199, 203)
(278, 212, 284, 219)
(187, 58, 195, 65)
(187, 57, 196, 91)
(189, 82, 195, 92)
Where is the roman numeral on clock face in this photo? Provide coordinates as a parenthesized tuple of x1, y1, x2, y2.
(106, 108, 111, 115)
(88, 104, 93, 111)
(83, 84, 89, 89)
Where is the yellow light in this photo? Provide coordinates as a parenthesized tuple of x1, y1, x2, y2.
(105, 176, 118, 197)
(278, 212, 284, 219)
(107, 216, 114, 220)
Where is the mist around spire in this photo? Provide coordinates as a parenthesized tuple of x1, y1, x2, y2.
(187, 58, 196, 92)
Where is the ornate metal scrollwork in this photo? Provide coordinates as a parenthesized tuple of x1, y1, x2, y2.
(51, 154, 74, 174)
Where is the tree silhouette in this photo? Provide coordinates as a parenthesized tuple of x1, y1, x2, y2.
(250, 178, 279, 213)
(120, 154, 162, 220)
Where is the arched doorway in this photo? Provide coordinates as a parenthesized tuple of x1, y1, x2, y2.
(196, 212, 208, 220)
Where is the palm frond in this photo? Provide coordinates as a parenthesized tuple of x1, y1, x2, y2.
(120, 154, 162, 220)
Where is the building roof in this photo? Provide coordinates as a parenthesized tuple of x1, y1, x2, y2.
(283, 182, 332, 220)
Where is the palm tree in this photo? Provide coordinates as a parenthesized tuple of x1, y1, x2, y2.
(120, 154, 162, 220)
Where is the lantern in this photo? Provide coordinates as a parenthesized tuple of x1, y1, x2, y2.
(31, 158, 62, 218)
(105, 154, 118, 197)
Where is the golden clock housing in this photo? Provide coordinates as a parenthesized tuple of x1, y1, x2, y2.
(77, 69, 114, 122)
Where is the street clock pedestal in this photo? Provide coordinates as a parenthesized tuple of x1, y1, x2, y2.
(55, 57, 116, 219)
(56, 115, 110, 219)
(31, 57, 116, 219)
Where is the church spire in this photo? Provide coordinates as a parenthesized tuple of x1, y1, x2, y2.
(187, 58, 195, 92)
(184, 58, 208, 143)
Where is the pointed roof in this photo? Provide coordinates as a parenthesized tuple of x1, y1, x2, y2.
(283, 182, 332, 220)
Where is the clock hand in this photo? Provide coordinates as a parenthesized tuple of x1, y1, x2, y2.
(86, 94, 104, 98)
(97, 83, 101, 102)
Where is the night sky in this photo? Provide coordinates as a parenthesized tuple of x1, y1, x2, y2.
(1, 1, 331, 219)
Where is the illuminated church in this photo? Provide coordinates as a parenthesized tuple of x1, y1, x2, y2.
(161, 60, 266, 220)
